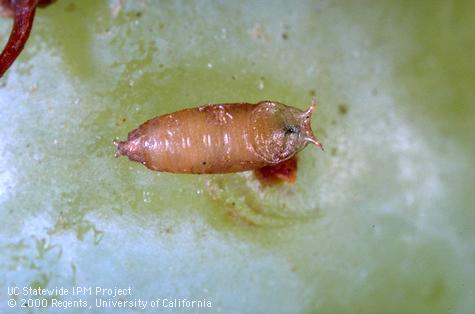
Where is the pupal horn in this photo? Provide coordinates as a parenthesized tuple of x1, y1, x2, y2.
(302, 97, 317, 119)
(302, 97, 324, 151)
(305, 136, 324, 151)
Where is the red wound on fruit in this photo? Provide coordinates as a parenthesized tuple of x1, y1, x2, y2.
(254, 156, 298, 186)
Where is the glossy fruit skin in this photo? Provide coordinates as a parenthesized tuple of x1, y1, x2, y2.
(115, 100, 322, 174)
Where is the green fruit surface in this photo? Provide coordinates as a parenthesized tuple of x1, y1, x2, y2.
(0, 1, 474, 313)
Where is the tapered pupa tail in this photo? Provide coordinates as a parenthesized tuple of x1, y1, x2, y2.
(113, 139, 126, 158)
(113, 132, 146, 164)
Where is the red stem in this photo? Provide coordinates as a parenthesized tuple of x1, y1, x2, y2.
(0, 0, 38, 77)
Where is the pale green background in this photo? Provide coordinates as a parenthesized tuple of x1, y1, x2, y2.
(0, 0, 474, 313)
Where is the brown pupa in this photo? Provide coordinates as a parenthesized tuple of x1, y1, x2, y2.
(114, 98, 323, 174)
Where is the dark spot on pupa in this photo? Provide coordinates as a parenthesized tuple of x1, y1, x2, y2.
(330, 147, 337, 156)
(281, 32, 288, 40)
(338, 104, 348, 115)
(202, 161, 207, 165)
(309, 90, 316, 97)
(284, 125, 299, 135)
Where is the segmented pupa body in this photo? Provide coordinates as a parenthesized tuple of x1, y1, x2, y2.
(115, 98, 323, 174)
